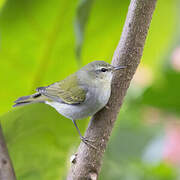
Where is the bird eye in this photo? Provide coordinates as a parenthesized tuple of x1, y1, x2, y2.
(101, 68, 108, 72)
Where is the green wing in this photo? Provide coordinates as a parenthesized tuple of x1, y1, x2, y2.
(37, 74, 86, 104)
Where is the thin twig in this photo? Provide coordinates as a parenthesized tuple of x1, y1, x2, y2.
(67, 0, 157, 179)
(0, 124, 16, 180)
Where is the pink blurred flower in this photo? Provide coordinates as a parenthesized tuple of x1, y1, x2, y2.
(163, 120, 180, 165)
(171, 47, 180, 71)
(132, 66, 153, 87)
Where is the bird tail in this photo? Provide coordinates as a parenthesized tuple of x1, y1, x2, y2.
(13, 93, 46, 107)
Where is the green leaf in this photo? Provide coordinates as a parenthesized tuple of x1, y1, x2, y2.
(141, 0, 178, 69)
(141, 68, 180, 114)
(81, 0, 129, 64)
(74, 0, 94, 63)
(0, 0, 6, 9)
(1, 104, 87, 180)
(0, 0, 79, 114)
(100, 162, 177, 180)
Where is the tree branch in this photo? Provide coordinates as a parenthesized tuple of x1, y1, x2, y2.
(67, 0, 157, 179)
(0, 124, 16, 180)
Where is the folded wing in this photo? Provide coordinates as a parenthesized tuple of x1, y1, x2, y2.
(37, 74, 86, 105)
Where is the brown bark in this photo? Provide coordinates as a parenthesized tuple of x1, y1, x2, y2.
(67, 0, 157, 179)
(0, 124, 16, 180)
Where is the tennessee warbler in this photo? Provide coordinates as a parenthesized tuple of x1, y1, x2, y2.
(13, 61, 126, 148)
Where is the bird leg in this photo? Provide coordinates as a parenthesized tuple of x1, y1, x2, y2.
(72, 120, 97, 149)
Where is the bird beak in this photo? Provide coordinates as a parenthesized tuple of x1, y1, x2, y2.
(113, 65, 126, 70)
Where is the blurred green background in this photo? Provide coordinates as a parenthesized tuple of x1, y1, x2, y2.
(0, 0, 180, 179)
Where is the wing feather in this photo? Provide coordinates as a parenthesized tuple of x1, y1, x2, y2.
(37, 74, 86, 104)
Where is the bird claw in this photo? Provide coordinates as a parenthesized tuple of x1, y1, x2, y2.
(80, 136, 97, 149)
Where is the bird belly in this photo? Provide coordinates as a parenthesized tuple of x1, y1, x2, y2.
(45, 101, 91, 120)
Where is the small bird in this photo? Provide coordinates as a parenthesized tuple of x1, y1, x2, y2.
(13, 61, 125, 148)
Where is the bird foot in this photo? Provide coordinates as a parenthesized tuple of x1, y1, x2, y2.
(80, 136, 97, 149)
